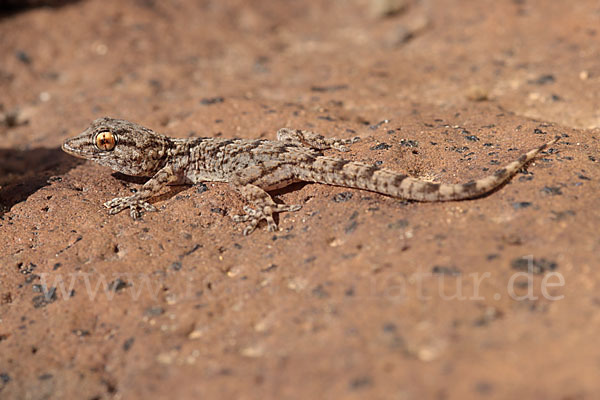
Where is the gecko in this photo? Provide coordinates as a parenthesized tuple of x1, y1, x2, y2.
(62, 117, 559, 235)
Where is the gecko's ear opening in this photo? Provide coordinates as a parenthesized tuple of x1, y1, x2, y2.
(95, 131, 117, 151)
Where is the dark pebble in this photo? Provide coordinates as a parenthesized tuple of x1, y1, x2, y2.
(541, 186, 562, 195)
(182, 244, 202, 256)
(349, 376, 373, 390)
(123, 337, 135, 351)
(431, 265, 461, 276)
(512, 201, 532, 210)
(261, 264, 278, 272)
(109, 279, 129, 292)
(210, 207, 226, 215)
(387, 219, 408, 229)
(528, 74, 555, 85)
(15, 50, 32, 64)
(272, 233, 295, 241)
(452, 146, 469, 154)
(369, 120, 389, 130)
(310, 84, 348, 92)
(32, 287, 56, 308)
(318, 115, 335, 121)
(399, 139, 419, 147)
(17, 262, 36, 275)
(38, 373, 52, 380)
(332, 192, 353, 202)
(196, 183, 208, 194)
(550, 210, 575, 221)
(345, 220, 358, 234)
(0, 372, 10, 384)
(200, 97, 224, 105)
(370, 142, 391, 151)
(169, 261, 182, 271)
(311, 284, 330, 299)
(144, 306, 165, 317)
(465, 135, 480, 141)
(474, 381, 493, 394)
(511, 257, 557, 274)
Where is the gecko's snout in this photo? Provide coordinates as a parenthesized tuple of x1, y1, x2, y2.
(61, 132, 96, 159)
(61, 137, 75, 154)
(61, 136, 81, 157)
(61, 138, 73, 153)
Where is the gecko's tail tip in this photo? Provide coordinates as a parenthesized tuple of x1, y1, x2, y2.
(539, 135, 560, 151)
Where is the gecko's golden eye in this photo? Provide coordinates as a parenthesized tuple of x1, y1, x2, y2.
(95, 131, 116, 151)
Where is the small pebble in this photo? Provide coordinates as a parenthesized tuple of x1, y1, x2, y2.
(332, 192, 353, 202)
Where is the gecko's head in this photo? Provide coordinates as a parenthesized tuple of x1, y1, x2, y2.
(62, 117, 169, 176)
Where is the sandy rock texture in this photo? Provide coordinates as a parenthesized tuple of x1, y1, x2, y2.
(1, 0, 599, 399)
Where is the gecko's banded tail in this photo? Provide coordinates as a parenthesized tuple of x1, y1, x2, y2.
(303, 136, 560, 201)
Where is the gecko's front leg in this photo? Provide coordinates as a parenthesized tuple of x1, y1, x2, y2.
(104, 165, 178, 219)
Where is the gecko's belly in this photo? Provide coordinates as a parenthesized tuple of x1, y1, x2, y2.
(184, 169, 230, 184)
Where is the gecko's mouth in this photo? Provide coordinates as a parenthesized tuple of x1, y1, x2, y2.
(61, 140, 78, 156)
(61, 138, 89, 159)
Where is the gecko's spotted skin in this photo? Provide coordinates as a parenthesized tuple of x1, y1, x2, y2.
(62, 117, 560, 235)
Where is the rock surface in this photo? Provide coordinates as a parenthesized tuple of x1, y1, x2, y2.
(1, 0, 599, 398)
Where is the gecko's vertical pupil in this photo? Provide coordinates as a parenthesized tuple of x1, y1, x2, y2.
(95, 131, 116, 151)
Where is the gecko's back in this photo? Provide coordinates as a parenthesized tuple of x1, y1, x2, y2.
(62, 117, 560, 234)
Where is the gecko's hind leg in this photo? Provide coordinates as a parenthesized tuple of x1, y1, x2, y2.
(232, 183, 301, 235)
(277, 128, 360, 152)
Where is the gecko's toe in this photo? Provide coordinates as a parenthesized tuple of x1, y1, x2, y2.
(233, 203, 301, 235)
(104, 196, 156, 219)
(265, 216, 278, 232)
(104, 198, 128, 214)
(232, 214, 250, 222)
(242, 219, 260, 235)
(332, 137, 361, 152)
(272, 204, 302, 213)
(130, 208, 142, 220)
(141, 202, 157, 212)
